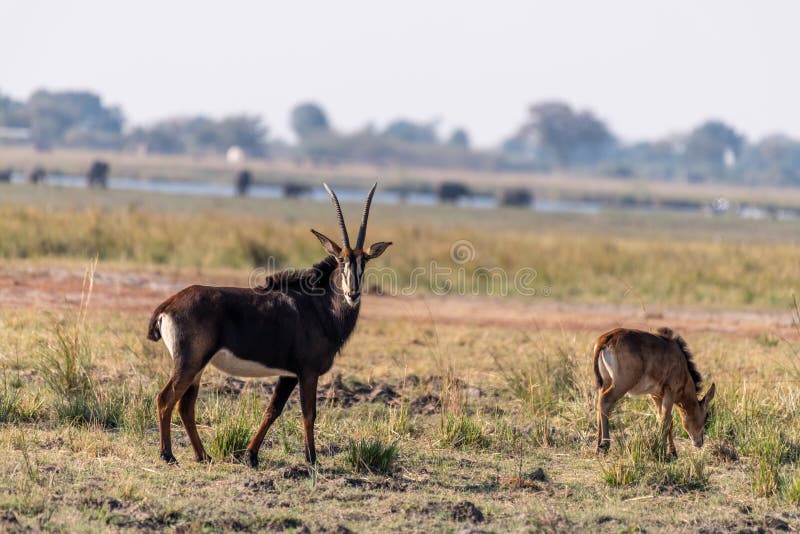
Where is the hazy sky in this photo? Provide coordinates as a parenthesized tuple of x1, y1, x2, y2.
(2, 1, 798, 147)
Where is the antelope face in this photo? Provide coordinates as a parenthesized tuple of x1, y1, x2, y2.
(312, 182, 392, 307)
(337, 243, 393, 306)
(340, 249, 365, 306)
(680, 383, 716, 447)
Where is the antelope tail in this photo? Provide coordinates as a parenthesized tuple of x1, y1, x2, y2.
(147, 301, 170, 341)
(592, 339, 604, 389)
(593, 331, 617, 389)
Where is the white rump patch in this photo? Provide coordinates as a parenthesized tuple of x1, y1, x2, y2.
(210, 349, 297, 378)
(159, 314, 179, 359)
(600, 348, 617, 383)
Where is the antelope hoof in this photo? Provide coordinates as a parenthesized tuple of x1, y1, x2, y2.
(246, 450, 259, 469)
(160, 452, 178, 464)
(596, 441, 610, 455)
(197, 453, 213, 464)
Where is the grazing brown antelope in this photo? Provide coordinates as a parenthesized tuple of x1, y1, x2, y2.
(593, 327, 716, 457)
(147, 183, 391, 467)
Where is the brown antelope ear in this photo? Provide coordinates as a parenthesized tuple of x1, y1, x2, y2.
(365, 241, 392, 260)
(701, 382, 716, 407)
(311, 229, 342, 256)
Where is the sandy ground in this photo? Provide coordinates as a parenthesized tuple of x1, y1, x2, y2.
(0, 263, 796, 339)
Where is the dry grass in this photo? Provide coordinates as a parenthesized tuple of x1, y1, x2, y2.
(1, 185, 799, 310)
(1, 300, 799, 531)
(1, 180, 800, 531)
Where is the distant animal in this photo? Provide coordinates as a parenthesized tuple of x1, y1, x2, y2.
(498, 187, 533, 208)
(147, 183, 392, 466)
(28, 167, 46, 184)
(437, 181, 470, 203)
(283, 182, 312, 198)
(0, 168, 11, 183)
(87, 160, 109, 188)
(235, 169, 252, 196)
(593, 327, 716, 457)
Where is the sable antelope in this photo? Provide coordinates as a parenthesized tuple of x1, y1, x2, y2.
(593, 327, 716, 457)
(147, 183, 391, 466)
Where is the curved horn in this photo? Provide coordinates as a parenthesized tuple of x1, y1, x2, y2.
(355, 182, 378, 250)
(323, 183, 350, 249)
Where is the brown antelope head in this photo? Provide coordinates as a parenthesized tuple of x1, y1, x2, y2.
(677, 382, 716, 447)
(311, 182, 392, 306)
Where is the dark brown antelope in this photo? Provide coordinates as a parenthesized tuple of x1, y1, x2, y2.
(147, 183, 391, 466)
(593, 327, 716, 457)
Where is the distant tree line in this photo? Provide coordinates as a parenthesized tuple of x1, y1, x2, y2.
(0, 89, 268, 157)
(1, 89, 799, 185)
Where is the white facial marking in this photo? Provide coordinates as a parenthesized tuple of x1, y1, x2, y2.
(342, 258, 362, 306)
(159, 314, 179, 359)
(210, 349, 297, 378)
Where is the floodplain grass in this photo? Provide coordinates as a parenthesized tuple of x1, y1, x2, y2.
(1, 185, 800, 310)
(2, 308, 800, 531)
(1, 185, 800, 530)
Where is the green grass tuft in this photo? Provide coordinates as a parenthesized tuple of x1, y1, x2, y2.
(345, 437, 399, 474)
(440, 413, 490, 449)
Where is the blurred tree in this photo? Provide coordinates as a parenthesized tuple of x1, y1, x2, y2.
(512, 101, 616, 167)
(217, 115, 268, 157)
(127, 115, 268, 156)
(447, 128, 470, 149)
(382, 119, 437, 144)
(0, 92, 29, 128)
(291, 102, 330, 140)
(737, 135, 800, 186)
(27, 90, 123, 148)
(685, 120, 744, 178)
(127, 122, 186, 154)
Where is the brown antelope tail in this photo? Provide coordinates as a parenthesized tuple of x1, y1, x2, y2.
(147, 302, 169, 341)
(592, 339, 604, 389)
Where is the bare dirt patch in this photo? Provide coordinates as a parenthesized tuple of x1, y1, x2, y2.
(1, 264, 795, 339)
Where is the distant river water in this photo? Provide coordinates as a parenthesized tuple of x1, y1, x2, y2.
(6, 172, 796, 220)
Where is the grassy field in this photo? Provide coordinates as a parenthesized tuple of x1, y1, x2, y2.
(1, 182, 800, 532)
(1, 183, 799, 311)
(1, 299, 800, 532)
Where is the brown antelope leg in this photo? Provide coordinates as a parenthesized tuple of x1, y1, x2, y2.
(178, 378, 211, 463)
(660, 392, 676, 459)
(246, 376, 298, 468)
(157, 373, 198, 464)
(597, 386, 624, 453)
(298, 373, 319, 465)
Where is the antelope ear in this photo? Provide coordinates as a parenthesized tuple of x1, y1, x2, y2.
(311, 229, 341, 256)
(365, 241, 392, 260)
(701, 382, 716, 407)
